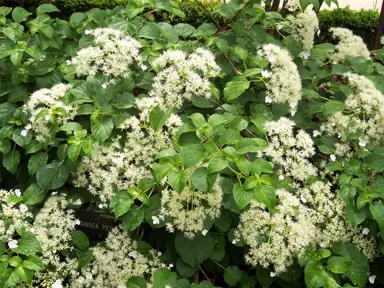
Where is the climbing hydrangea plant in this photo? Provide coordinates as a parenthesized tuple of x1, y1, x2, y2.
(1, 0, 384, 287)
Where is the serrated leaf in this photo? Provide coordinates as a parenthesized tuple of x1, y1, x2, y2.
(224, 76, 250, 101)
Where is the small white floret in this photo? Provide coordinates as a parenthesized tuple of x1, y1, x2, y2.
(362, 227, 370, 235)
(369, 275, 376, 284)
(8, 239, 18, 249)
(152, 216, 160, 225)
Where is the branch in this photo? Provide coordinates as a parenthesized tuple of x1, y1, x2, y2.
(223, 53, 242, 74)
(199, 265, 212, 284)
(229, 2, 249, 23)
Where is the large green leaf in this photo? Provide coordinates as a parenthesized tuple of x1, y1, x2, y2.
(23, 184, 47, 205)
(224, 266, 243, 286)
(91, 116, 114, 142)
(153, 268, 177, 288)
(12, 7, 31, 23)
(36, 162, 70, 190)
(224, 76, 250, 101)
(233, 183, 253, 210)
(175, 233, 215, 267)
(3, 150, 20, 174)
(12, 232, 41, 255)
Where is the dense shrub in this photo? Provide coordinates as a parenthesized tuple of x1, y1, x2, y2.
(317, 7, 380, 49)
(1, 0, 384, 287)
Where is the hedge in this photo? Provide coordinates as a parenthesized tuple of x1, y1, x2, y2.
(0, 0, 380, 48)
(317, 7, 380, 49)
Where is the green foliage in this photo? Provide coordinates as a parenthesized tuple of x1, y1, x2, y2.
(1, 0, 384, 287)
(317, 7, 380, 49)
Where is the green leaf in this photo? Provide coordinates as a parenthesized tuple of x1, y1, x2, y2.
(168, 170, 189, 192)
(36, 162, 70, 190)
(12, 7, 31, 23)
(175, 233, 215, 267)
(207, 154, 228, 174)
(364, 153, 384, 172)
(127, 276, 147, 288)
(235, 138, 268, 154)
(0, 7, 12, 16)
(0, 240, 5, 255)
(219, 130, 242, 145)
(327, 256, 349, 274)
(12, 128, 32, 148)
(192, 167, 217, 192)
(9, 256, 22, 267)
(69, 12, 86, 27)
(173, 23, 196, 37)
(370, 203, 384, 228)
(183, 144, 206, 168)
(68, 144, 81, 163)
(233, 183, 253, 210)
(0, 139, 11, 155)
(122, 205, 144, 232)
(23, 183, 47, 205)
(60, 122, 82, 131)
(252, 159, 273, 174)
(194, 23, 216, 37)
(224, 266, 243, 286)
(112, 93, 135, 109)
(304, 263, 328, 288)
(137, 23, 162, 40)
(76, 250, 93, 268)
(23, 255, 44, 271)
(332, 242, 368, 287)
(28, 152, 48, 175)
(254, 185, 276, 210)
(0, 102, 17, 126)
(91, 116, 114, 142)
(12, 232, 41, 255)
(71, 230, 89, 251)
(110, 192, 133, 218)
(298, 247, 332, 266)
(176, 258, 195, 278)
(10, 51, 23, 66)
(36, 4, 60, 14)
(153, 268, 177, 288)
(3, 150, 20, 174)
(0, 269, 20, 287)
(149, 106, 167, 131)
(323, 100, 345, 117)
(233, 45, 248, 61)
(224, 76, 250, 101)
(16, 266, 32, 284)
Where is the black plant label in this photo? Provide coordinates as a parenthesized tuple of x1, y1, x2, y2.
(75, 209, 120, 241)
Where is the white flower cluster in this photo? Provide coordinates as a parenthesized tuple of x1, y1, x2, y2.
(298, 181, 377, 259)
(74, 115, 182, 202)
(0, 189, 32, 242)
(287, 6, 319, 52)
(71, 227, 162, 288)
(149, 48, 220, 109)
(381, 36, 384, 46)
(236, 183, 378, 274)
(33, 195, 78, 286)
(330, 27, 370, 63)
(160, 184, 223, 239)
(26, 83, 74, 143)
(71, 28, 141, 78)
(236, 190, 317, 273)
(321, 73, 384, 145)
(265, 117, 317, 182)
(34, 195, 77, 254)
(259, 44, 302, 108)
(284, 0, 301, 11)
